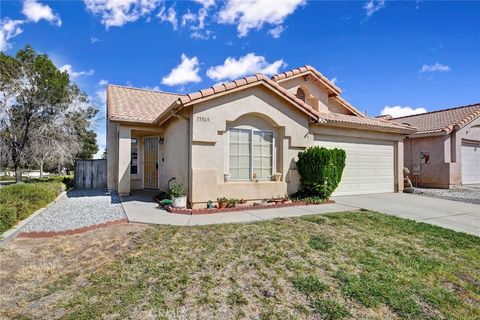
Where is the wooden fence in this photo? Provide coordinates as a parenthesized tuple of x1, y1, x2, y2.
(74, 159, 107, 189)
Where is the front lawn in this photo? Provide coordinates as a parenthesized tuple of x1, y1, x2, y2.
(1, 211, 479, 319)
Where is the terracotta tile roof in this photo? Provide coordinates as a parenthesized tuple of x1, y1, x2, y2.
(177, 73, 321, 119)
(271, 65, 342, 95)
(107, 85, 183, 123)
(392, 103, 480, 135)
(316, 112, 416, 133)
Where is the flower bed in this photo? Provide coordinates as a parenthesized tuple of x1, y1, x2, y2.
(166, 200, 335, 215)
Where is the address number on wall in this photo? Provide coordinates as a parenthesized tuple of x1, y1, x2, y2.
(196, 116, 210, 123)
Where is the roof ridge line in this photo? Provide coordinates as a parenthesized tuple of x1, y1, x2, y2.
(108, 84, 185, 96)
(393, 102, 480, 119)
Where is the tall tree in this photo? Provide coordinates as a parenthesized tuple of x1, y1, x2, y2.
(76, 130, 99, 160)
(0, 45, 97, 181)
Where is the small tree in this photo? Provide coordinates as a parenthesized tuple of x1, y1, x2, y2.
(296, 147, 346, 200)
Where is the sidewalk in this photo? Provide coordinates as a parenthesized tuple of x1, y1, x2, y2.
(120, 191, 354, 226)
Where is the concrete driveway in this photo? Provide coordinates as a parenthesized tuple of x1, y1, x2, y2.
(333, 193, 480, 236)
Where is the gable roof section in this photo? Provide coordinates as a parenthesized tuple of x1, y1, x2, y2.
(107, 85, 184, 123)
(271, 65, 342, 95)
(392, 103, 480, 135)
(271, 66, 364, 117)
(174, 74, 320, 120)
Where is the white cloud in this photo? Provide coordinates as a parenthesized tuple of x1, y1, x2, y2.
(59, 64, 95, 79)
(84, 0, 159, 28)
(364, 0, 385, 17)
(157, 5, 178, 30)
(161, 54, 202, 86)
(218, 0, 305, 37)
(22, 0, 62, 26)
(90, 36, 101, 43)
(206, 53, 286, 81)
(381, 105, 427, 118)
(420, 62, 450, 73)
(267, 25, 284, 38)
(98, 79, 109, 86)
(330, 77, 337, 85)
(0, 19, 24, 51)
(195, 0, 215, 8)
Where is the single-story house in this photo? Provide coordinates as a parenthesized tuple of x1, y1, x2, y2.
(392, 103, 480, 188)
(106, 66, 415, 208)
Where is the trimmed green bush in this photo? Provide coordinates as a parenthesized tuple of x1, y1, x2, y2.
(296, 147, 346, 200)
(0, 182, 63, 233)
(0, 205, 16, 234)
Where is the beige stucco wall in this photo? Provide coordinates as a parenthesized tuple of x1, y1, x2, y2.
(189, 85, 313, 208)
(277, 76, 331, 112)
(159, 113, 190, 196)
(106, 120, 118, 191)
(404, 116, 480, 188)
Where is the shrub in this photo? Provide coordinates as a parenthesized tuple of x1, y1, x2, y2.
(0, 205, 16, 234)
(296, 147, 346, 200)
(62, 176, 74, 189)
(0, 182, 63, 233)
(168, 183, 185, 198)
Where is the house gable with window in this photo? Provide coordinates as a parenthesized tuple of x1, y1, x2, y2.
(107, 66, 415, 208)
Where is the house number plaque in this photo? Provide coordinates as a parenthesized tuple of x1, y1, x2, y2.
(196, 116, 210, 122)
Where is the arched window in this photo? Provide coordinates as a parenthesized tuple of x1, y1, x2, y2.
(296, 87, 305, 102)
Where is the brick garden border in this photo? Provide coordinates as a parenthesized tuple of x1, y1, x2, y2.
(17, 217, 128, 238)
(167, 200, 335, 215)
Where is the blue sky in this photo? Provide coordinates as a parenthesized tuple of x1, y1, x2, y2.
(1, 0, 479, 157)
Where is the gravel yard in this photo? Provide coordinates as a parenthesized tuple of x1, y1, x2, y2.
(21, 189, 127, 232)
(415, 185, 480, 205)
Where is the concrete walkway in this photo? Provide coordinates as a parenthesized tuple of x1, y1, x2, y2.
(120, 191, 353, 226)
(121, 192, 479, 236)
(333, 193, 480, 236)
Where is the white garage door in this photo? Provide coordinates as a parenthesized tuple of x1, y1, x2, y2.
(462, 143, 480, 184)
(314, 136, 395, 196)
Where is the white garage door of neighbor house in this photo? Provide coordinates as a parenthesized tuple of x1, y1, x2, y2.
(314, 136, 395, 196)
(461, 143, 480, 184)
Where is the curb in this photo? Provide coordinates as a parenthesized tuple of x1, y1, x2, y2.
(0, 187, 71, 247)
(167, 200, 335, 215)
(17, 218, 129, 238)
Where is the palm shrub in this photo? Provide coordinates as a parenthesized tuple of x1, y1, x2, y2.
(296, 147, 346, 200)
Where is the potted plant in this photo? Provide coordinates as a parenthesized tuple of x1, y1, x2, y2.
(282, 194, 290, 204)
(227, 198, 239, 208)
(169, 183, 186, 208)
(217, 197, 228, 209)
(273, 172, 282, 182)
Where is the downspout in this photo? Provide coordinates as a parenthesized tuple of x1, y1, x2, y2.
(172, 110, 191, 206)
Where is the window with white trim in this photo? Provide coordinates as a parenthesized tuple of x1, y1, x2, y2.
(228, 128, 274, 181)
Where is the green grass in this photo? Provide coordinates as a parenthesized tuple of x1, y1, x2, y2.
(0, 181, 64, 233)
(10, 210, 480, 319)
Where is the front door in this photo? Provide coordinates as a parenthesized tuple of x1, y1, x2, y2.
(143, 137, 159, 189)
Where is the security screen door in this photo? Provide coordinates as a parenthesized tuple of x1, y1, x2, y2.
(143, 137, 159, 189)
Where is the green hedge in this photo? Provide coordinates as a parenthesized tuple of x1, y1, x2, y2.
(296, 147, 346, 200)
(0, 182, 64, 234)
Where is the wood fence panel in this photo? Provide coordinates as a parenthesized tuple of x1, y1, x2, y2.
(74, 159, 107, 189)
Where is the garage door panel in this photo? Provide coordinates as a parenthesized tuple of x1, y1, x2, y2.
(462, 143, 480, 184)
(314, 136, 395, 196)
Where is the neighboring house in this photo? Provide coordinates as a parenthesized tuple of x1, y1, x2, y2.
(106, 66, 415, 208)
(392, 104, 480, 188)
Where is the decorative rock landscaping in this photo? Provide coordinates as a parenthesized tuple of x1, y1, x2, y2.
(19, 189, 128, 236)
(414, 186, 480, 205)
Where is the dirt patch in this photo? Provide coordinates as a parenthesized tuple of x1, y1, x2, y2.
(0, 223, 147, 319)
